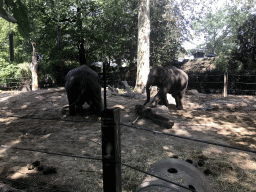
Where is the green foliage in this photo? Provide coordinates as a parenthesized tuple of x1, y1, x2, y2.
(0, 0, 30, 37)
(2, 0, 230, 85)
(150, 0, 186, 65)
(192, 2, 252, 56)
(0, 17, 29, 82)
(49, 59, 80, 85)
(0, 17, 27, 62)
(15, 62, 31, 78)
(213, 53, 228, 72)
(232, 14, 256, 70)
(18, 0, 140, 83)
(0, 58, 18, 80)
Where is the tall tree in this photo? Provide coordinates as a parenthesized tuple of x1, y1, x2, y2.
(0, 0, 30, 37)
(135, 0, 150, 92)
(192, 1, 254, 55)
(233, 14, 256, 70)
(150, 0, 187, 65)
(30, 42, 38, 90)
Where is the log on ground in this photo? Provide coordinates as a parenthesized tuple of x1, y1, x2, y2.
(135, 105, 174, 129)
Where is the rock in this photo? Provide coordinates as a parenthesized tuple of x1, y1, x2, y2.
(27, 160, 40, 170)
(187, 89, 200, 99)
(135, 105, 174, 129)
(138, 158, 213, 192)
(151, 105, 169, 113)
(21, 85, 31, 92)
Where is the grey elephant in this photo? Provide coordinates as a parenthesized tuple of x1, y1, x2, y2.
(65, 65, 102, 116)
(144, 66, 188, 109)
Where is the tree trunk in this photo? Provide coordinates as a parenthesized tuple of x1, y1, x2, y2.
(77, 7, 86, 66)
(79, 39, 86, 65)
(30, 42, 38, 90)
(135, 0, 150, 93)
(223, 71, 228, 97)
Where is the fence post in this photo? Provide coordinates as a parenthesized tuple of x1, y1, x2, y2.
(224, 71, 228, 97)
(9, 33, 14, 62)
(101, 108, 122, 192)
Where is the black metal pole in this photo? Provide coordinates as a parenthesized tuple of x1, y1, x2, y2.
(103, 58, 107, 109)
(101, 108, 122, 192)
(9, 33, 14, 62)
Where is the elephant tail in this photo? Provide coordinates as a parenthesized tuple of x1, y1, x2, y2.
(68, 92, 83, 107)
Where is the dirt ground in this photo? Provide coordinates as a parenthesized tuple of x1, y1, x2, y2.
(0, 87, 256, 192)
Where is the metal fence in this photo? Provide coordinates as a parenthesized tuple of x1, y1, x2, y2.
(188, 73, 256, 95)
(2, 73, 256, 96)
(1, 109, 256, 192)
(1, 63, 256, 191)
(0, 77, 31, 90)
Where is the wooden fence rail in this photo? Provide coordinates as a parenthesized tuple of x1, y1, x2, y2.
(1, 73, 256, 95)
(0, 77, 31, 90)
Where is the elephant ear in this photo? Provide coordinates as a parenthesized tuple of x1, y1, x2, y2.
(159, 67, 168, 82)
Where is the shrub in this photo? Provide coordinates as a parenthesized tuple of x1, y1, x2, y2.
(0, 58, 18, 80)
(213, 53, 228, 72)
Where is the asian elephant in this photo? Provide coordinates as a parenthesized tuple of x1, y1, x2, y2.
(65, 65, 102, 116)
(144, 66, 188, 109)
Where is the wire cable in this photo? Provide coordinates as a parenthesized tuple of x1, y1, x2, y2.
(1, 145, 102, 161)
(120, 123, 256, 154)
(0, 115, 101, 123)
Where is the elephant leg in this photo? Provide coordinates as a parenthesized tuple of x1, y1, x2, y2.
(150, 87, 168, 107)
(76, 105, 84, 113)
(67, 91, 79, 116)
(161, 94, 169, 107)
(172, 93, 183, 109)
(69, 105, 76, 115)
(68, 98, 76, 116)
(158, 94, 168, 106)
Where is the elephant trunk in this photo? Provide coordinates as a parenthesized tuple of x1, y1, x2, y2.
(143, 82, 151, 105)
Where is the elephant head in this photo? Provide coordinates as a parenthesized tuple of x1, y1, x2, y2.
(143, 66, 188, 109)
(144, 67, 167, 106)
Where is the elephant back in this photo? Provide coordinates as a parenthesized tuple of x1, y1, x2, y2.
(164, 66, 188, 92)
(65, 65, 100, 90)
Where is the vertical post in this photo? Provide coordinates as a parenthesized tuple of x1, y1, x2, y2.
(8, 7, 14, 62)
(103, 58, 108, 109)
(101, 108, 122, 192)
(9, 33, 14, 62)
(224, 71, 228, 97)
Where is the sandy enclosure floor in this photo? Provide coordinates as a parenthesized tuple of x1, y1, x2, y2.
(0, 88, 256, 192)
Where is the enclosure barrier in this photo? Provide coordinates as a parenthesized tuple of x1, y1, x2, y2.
(188, 73, 256, 95)
(98, 72, 256, 95)
(1, 73, 256, 95)
(1, 113, 256, 191)
(1, 62, 256, 191)
(0, 77, 31, 90)
(101, 108, 122, 192)
(0, 115, 196, 192)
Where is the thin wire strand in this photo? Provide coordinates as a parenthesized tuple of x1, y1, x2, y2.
(1, 145, 102, 161)
(1, 146, 196, 191)
(2, 115, 255, 191)
(0, 115, 101, 123)
(120, 123, 256, 154)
